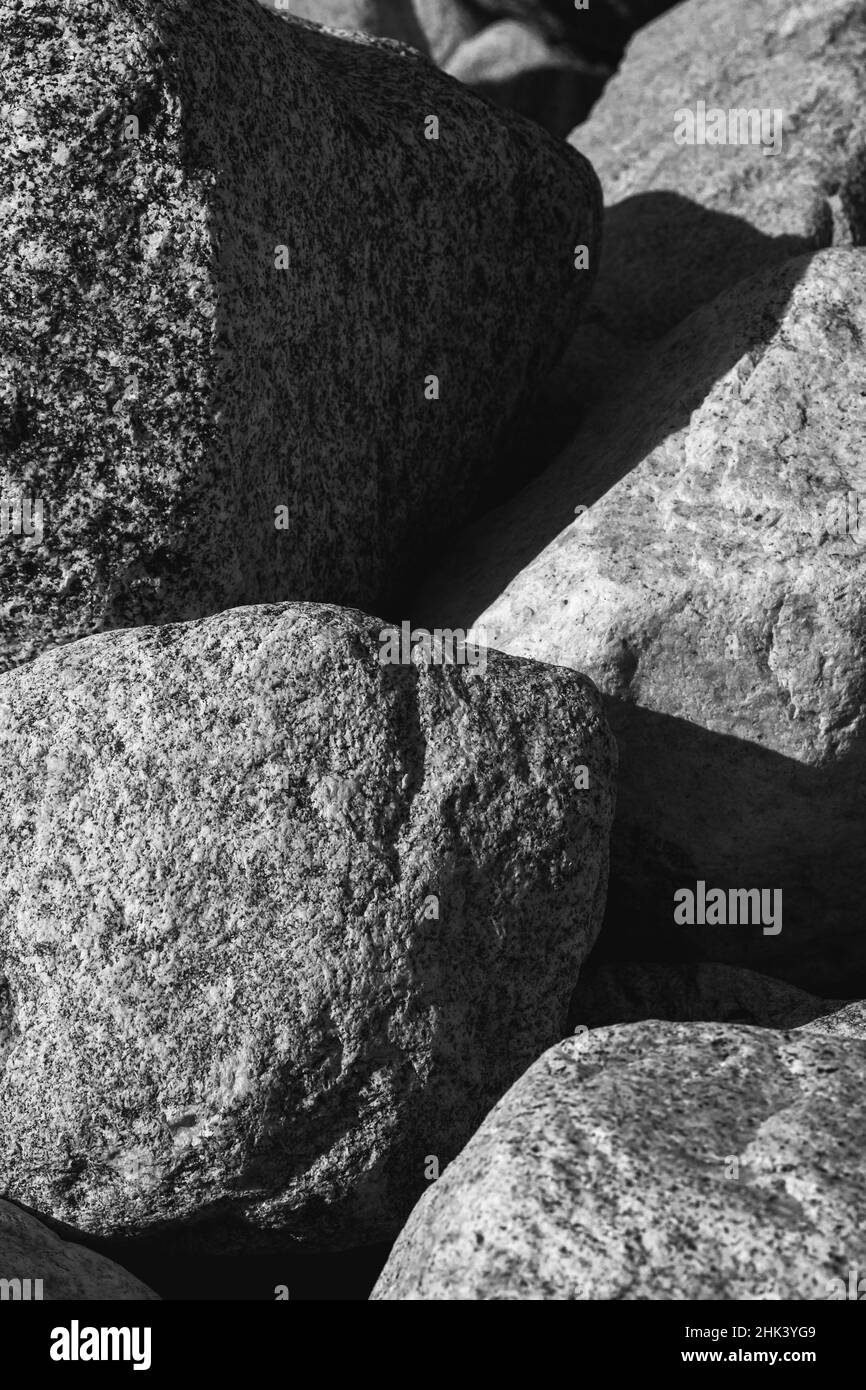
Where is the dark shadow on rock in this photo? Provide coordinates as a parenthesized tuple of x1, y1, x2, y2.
(567, 960, 852, 1033)
(1, 1194, 392, 1299)
(589, 698, 866, 1000)
(463, 0, 685, 66)
(467, 62, 607, 138)
(584, 190, 819, 351)
(542, 190, 824, 442)
(97, 1235, 393, 1300)
(409, 230, 813, 630)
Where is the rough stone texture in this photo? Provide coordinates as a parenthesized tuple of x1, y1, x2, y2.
(372, 1018, 866, 1299)
(799, 1000, 866, 1041)
(0, 0, 601, 673)
(569, 961, 850, 1032)
(468, 0, 681, 62)
(0, 1199, 158, 1299)
(445, 21, 609, 138)
(0, 602, 616, 1252)
(411, 249, 866, 997)
(258, 0, 482, 65)
(556, 0, 866, 408)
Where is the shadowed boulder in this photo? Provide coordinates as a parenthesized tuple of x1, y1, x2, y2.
(0, 0, 600, 671)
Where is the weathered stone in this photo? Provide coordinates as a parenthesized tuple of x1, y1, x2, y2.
(412, 249, 866, 997)
(0, 1199, 158, 1299)
(0, 602, 616, 1251)
(557, 0, 866, 407)
(372, 1017, 866, 1299)
(569, 961, 849, 1032)
(0, 0, 600, 672)
(445, 21, 609, 137)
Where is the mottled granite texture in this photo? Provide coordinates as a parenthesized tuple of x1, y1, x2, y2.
(372, 1016, 866, 1299)
(0, 1199, 159, 1299)
(0, 0, 601, 672)
(411, 249, 866, 996)
(0, 602, 616, 1251)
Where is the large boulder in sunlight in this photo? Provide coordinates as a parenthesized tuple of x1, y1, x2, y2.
(372, 1017, 866, 1299)
(0, 603, 615, 1250)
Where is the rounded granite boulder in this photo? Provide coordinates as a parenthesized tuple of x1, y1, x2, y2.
(372, 1015, 866, 1299)
(0, 602, 616, 1251)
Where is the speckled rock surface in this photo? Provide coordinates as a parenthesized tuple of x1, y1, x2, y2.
(258, 0, 482, 65)
(799, 1000, 866, 1041)
(371, 1018, 866, 1299)
(0, 1199, 159, 1299)
(468, 0, 680, 61)
(569, 961, 849, 1032)
(557, 0, 866, 407)
(0, 0, 601, 673)
(445, 21, 609, 137)
(0, 602, 616, 1251)
(411, 249, 866, 996)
